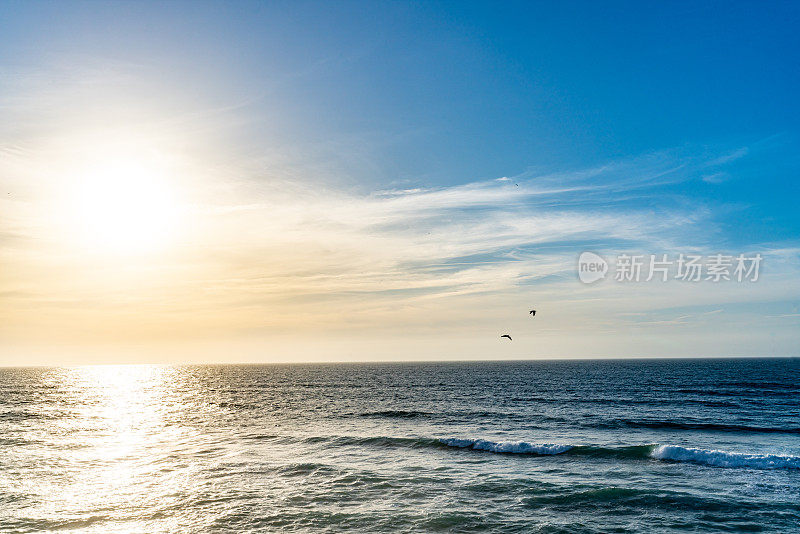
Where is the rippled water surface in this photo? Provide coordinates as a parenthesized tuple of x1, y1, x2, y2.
(1, 359, 799, 532)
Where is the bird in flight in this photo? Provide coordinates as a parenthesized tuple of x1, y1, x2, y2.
(500, 334, 512, 341)
(529, 310, 536, 316)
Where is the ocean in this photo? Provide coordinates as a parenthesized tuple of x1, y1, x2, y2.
(1, 358, 798, 533)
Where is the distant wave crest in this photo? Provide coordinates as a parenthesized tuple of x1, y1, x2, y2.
(357, 410, 430, 418)
(651, 445, 800, 470)
(600, 419, 800, 434)
(440, 438, 573, 455)
(437, 438, 800, 470)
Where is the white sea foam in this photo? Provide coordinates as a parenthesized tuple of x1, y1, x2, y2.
(651, 445, 800, 469)
(440, 438, 573, 455)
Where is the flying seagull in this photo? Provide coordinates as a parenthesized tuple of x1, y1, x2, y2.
(529, 310, 536, 316)
(500, 334, 512, 341)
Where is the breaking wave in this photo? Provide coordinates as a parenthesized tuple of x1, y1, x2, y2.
(436, 438, 800, 470)
(440, 438, 573, 455)
(651, 445, 800, 469)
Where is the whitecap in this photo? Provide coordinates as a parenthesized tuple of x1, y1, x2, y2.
(440, 438, 573, 455)
(651, 445, 800, 469)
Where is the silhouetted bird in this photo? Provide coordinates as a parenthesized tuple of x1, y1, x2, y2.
(500, 334, 512, 341)
(529, 310, 536, 316)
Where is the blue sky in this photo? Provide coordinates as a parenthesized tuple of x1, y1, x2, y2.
(0, 1, 798, 363)
(6, 1, 797, 236)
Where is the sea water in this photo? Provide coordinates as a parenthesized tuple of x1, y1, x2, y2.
(1, 358, 798, 532)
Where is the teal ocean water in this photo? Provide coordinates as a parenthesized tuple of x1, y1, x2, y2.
(1, 359, 799, 532)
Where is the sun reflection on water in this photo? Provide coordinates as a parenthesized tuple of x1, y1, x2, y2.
(34, 365, 201, 532)
(75, 365, 168, 466)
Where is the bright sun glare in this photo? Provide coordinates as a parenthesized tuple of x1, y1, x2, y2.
(69, 160, 181, 255)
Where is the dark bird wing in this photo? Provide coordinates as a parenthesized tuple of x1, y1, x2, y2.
(529, 310, 536, 315)
(501, 334, 512, 340)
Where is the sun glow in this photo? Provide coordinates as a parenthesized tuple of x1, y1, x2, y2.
(68, 159, 183, 255)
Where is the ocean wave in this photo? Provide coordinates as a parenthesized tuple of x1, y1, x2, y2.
(439, 439, 655, 459)
(674, 387, 794, 397)
(438, 438, 800, 470)
(296, 434, 800, 470)
(599, 419, 800, 434)
(303, 435, 441, 449)
(440, 438, 573, 455)
(651, 445, 800, 469)
(725, 381, 800, 390)
(356, 410, 431, 418)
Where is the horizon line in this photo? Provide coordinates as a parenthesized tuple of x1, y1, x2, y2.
(2, 354, 798, 369)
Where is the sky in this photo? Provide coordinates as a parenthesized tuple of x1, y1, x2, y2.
(1, 1, 799, 365)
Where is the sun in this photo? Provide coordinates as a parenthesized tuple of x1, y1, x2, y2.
(69, 159, 182, 255)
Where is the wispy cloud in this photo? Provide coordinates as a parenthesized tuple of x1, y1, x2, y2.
(135, 147, 768, 329)
(707, 147, 749, 167)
